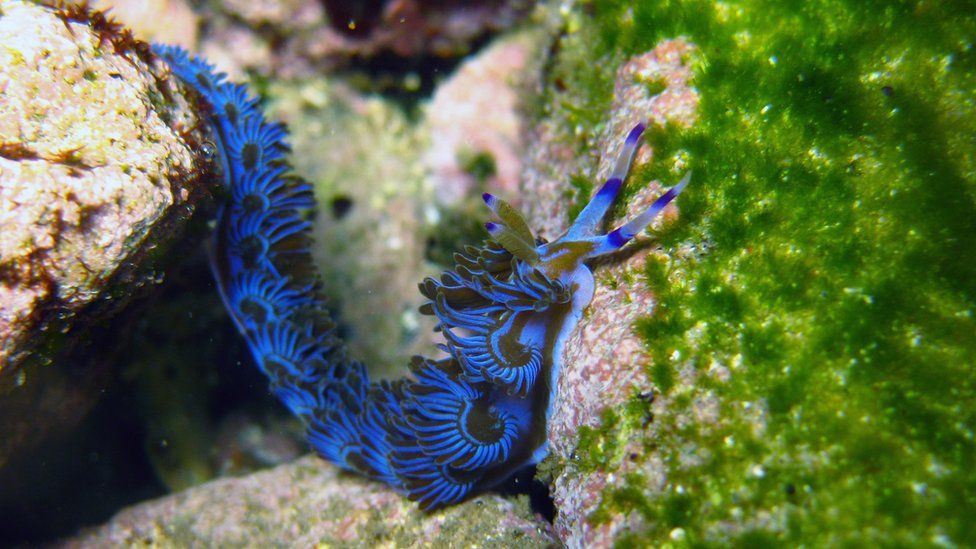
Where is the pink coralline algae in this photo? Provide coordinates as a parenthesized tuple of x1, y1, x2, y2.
(525, 39, 701, 547)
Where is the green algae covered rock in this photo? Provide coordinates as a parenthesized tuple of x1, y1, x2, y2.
(531, 0, 976, 546)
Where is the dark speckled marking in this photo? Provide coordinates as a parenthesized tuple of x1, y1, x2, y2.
(241, 143, 259, 171)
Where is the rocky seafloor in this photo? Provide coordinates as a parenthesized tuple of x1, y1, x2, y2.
(0, 0, 973, 547)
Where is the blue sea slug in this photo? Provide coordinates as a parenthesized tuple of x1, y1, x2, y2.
(153, 44, 689, 510)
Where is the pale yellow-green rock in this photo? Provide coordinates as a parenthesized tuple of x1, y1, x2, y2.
(62, 456, 557, 548)
(0, 0, 212, 464)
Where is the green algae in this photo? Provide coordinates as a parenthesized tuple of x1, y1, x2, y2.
(458, 147, 499, 185)
(548, 0, 976, 545)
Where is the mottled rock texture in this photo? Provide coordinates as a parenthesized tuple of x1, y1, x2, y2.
(100, 0, 532, 79)
(526, 38, 701, 548)
(0, 0, 213, 463)
(424, 31, 536, 206)
(216, 0, 531, 77)
(62, 456, 557, 548)
(91, 0, 199, 48)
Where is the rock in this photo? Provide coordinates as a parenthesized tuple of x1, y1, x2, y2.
(91, 0, 534, 81)
(0, 0, 213, 464)
(424, 30, 538, 206)
(61, 456, 557, 547)
(519, 37, 700, 547)
(201, 0, 532, 79)
(91, 0, 200, 48)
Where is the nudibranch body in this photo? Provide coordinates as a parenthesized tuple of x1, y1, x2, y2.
(153, 44, 688, 510)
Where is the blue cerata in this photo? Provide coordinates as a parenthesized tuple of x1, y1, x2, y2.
(153, 44, 689, 511)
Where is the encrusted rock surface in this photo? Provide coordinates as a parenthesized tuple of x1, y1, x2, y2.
(91, 0, 199, 48)
(424, 31, 536, 205)
(0, 0, 212, 463)
(61, 456, 557, 548)
(532, 40, 701, 547)
(213, 0, 532, 78)
(99, 0, 532, 79)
